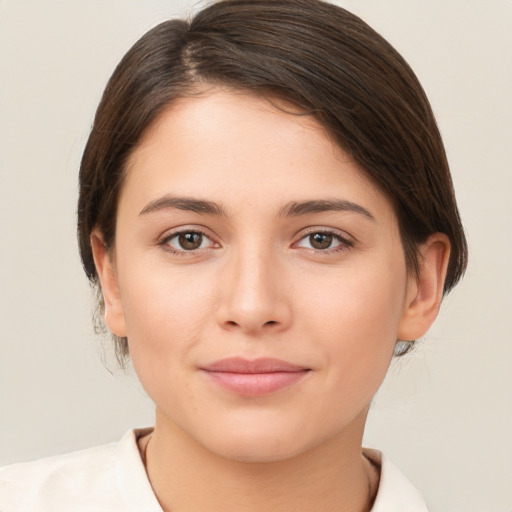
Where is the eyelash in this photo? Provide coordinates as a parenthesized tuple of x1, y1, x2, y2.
(158, 228, 353, 256)
(293, 228, 353, 254)
(159, 228, 217, 256)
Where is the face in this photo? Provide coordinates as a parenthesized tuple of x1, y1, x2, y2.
(97, 90, 423, 462)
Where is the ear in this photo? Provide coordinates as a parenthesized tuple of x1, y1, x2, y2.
(398, 233, 451, 341)
(90, 230, 127, 338)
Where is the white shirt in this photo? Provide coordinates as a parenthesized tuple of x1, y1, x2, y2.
(0, 429, 429, 511)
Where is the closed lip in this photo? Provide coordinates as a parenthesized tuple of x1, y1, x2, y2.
(200, 357, 310, 373)
(200, 357, 311, 396)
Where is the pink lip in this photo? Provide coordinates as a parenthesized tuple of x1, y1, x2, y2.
(200, 357, 310, 396)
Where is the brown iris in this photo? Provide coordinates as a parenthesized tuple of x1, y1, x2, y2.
(309, 233, 333, 249)
(178, 232, 203, 250)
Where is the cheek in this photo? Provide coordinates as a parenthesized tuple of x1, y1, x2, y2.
(120, 256, 215, 330)
(117, 264, 216, 387)
(300, 258, 407, 396)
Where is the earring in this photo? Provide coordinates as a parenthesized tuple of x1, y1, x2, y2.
(394, 339, 415, 357)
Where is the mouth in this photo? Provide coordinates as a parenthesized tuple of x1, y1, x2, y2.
(200, 357, 311, 396)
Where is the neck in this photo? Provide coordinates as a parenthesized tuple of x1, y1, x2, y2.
(144, 409, 378, 512)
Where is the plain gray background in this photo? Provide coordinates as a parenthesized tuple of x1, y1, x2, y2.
(1, 1, 511, 511)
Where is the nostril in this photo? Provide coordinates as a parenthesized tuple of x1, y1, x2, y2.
(264, 320, 278, 326)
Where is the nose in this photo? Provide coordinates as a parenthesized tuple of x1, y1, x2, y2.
(215, 246, 292, 336)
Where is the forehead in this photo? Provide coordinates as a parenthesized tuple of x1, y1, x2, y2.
(132, 89, 335, 168)
(123, 89, 394, 222)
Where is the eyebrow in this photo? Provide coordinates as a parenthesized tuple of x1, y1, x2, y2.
(278, 199, 375, 220)
(139, 195, 228, 217)
(139, 195, 374, 221)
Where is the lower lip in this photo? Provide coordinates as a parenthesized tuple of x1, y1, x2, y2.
(203, 370, 309, 396)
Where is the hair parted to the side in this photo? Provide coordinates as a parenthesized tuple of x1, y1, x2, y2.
(78, 0, 467, 365)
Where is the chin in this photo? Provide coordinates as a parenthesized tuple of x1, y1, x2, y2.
(208, 435, 306, 464)
(192, 414, 330, 464)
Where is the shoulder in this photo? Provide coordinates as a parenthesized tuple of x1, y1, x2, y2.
(0, 429, 161, 512)
(365, 449, 430, 512)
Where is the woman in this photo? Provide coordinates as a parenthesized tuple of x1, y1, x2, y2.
(0, 0, 467, 510)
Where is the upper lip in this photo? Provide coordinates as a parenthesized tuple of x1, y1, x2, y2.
(201, 357, 310, 374)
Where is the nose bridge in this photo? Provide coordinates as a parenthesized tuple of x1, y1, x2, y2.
(217, 238, 290, 334)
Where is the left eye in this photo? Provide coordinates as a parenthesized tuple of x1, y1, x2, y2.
(295, 232, 346, 251)
(165, 231, 214, 251)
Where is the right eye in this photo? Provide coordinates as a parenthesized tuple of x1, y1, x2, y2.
(162, 230, 216, 253)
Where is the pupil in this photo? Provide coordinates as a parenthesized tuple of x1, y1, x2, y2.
(179, 232, 202, 250)
(310, 233, 332, 249)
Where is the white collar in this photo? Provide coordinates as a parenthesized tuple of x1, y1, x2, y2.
(364, 448, 429, 512)
(121, 430, 429, 512)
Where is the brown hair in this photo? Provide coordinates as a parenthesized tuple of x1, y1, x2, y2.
(78, 0, 467, 361)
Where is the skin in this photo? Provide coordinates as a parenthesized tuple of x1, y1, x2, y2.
(92, 89, 450, 512)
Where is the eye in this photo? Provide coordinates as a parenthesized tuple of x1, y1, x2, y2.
(163, 230, 216, 252)
(295, 230, 351, 252)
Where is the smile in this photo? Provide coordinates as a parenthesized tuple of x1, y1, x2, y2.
(200, 357, 311, 396)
